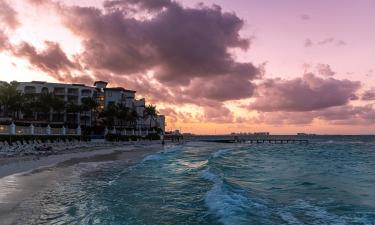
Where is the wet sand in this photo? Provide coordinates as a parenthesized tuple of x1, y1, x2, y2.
(0, 143, 164, 225)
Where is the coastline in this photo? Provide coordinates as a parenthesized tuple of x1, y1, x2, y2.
(0, 142, 165, 225)
(0, 141, 163, 178)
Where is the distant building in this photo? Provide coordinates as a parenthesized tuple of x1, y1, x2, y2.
(297, 133, 317, 136)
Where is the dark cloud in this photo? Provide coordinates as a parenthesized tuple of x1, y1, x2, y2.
(0, 0, 20, 30)
(11, 41, 78, 78)
(54, 0, 259, 102)
(362, 88, 375, 101)
(103, 0, 172, 11)
(317, 105, 375, 125)
(249, 73, 360, 112)
(185, 71, 257, 101)
(316, 63, 335, 76)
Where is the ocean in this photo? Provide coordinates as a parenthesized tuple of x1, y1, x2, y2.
(8, 136, 375, 224)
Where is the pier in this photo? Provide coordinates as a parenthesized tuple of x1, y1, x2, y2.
(194, 135, 310, 144)
(203, 139, 309, 144)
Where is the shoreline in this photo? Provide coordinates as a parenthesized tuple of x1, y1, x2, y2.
(0, 142, 165, 225)
(0, 141, 163, 179)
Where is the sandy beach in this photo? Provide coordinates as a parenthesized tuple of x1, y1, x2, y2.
(0, 142, 165, 225)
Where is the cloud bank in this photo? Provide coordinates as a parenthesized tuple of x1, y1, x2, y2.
(250, 73, 360, 112)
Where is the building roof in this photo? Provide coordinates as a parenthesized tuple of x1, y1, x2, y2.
(17, 81, 96, 90)
(104, 87, 136, 93)
(94, 81, 108, 85)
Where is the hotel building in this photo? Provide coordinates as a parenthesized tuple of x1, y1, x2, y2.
(14, 81, 165, 134)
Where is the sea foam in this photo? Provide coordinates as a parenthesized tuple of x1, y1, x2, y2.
(201, 168, 269, 225)
(211, 148, 231, 158)
(292, 199, 348, 225)
(142, 154, 165, 162)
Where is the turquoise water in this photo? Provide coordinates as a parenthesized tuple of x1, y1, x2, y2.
(14, 137, 375, 224)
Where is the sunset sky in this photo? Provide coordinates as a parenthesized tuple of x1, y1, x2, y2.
(0, 0, 375, 134)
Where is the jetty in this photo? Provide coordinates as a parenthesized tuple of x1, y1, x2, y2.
(193, 135, 310, 144)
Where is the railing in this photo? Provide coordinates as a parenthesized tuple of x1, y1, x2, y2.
(106, 128, 156, 136)
(0, 125, 9, 134)
(34, 127, 46, 135)
(16, 126, 30, 135)
(81, 92, 92, 97)
(0, 123, 81, 135)
(53, 90, 65, 95)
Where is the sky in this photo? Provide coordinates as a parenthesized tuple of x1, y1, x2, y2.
(0, 0, 375, 134)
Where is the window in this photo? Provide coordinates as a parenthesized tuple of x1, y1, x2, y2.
(41, 87, 49, 93)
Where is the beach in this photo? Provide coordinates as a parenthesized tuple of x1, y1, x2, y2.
(0, 142, 164, 225)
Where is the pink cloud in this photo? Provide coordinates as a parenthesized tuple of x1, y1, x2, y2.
(361, 88, 375, 101)
(200, 105, 234, 123)
(253, 105, 375, 126)
(316, 63, 336, 77)
(0, 0, 20, 30)
(249, 73, 360, 112)
(11, 41, 79, 78)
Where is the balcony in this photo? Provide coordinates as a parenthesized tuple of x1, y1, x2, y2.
(24, 86, 36, 94)
(81, 89, 92, 97)
(67, 96, 78, 104)
(53, 88, 65, 95)
(67, 88, 79, 96)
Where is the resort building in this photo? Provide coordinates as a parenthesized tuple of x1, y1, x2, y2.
(2, 80, 166, 136)
(17, 81, 96, 127)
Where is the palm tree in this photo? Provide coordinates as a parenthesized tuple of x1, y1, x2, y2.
(36, 93, 57, 122)
(144, 104, 158, 130)
(50, 96, 65, 122)
(116, 105, 130, 128)
(66, 103, 81, 126)
(81, 97, 98, 127)
(0, 81, 22, 119)
(99, 104, 119, 128)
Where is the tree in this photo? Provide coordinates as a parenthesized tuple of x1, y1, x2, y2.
(81, 97, 98, 127)
(144, 104, 158, 130)
(99, 104, 119, 128)
(117, 105, 130, 128)
(0, 81, 22, 119)
(36, 93, 56, 122)
(50, 96, 65, 122)
(21, 94, 37, 120)
(66, 102, 81, 126)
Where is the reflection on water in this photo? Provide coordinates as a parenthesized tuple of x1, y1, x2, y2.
(0, 175, 19, 203)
